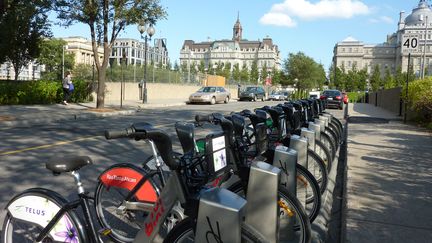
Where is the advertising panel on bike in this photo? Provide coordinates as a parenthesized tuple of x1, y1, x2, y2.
(7, 195, 79, 242)
(99, 165, 158, 202)
(205, 132, 229, 177)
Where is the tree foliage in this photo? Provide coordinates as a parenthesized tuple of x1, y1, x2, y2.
(0, 0, 51, 80)
(250, 60, 259, 84)
(53, 0, 167, 108)
(283, 52, 325, 92)
(369, 65, 381, 91)
(38, 38, 75, 81)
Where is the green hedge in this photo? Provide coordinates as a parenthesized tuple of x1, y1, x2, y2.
(403, 78, 432, 123)
(347, 92, 365, 103)
(0, 79, 93, 105)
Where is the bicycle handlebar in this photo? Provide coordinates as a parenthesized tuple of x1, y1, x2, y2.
(105, 123, 177, 170)
(104, 128, 135, 139)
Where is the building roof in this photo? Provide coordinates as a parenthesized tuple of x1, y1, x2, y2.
(404, 0, 432, 26)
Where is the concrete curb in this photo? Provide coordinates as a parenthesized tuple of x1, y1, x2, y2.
(311, 143, 341, 243)
(310, 112, 347, 243)
(0, 109, 138, 128)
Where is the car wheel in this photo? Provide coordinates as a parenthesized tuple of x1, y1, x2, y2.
(210, 97, 216, 105)
(224, 96, 229, 104)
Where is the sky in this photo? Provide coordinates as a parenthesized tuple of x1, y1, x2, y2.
(49, 0, 425, 71)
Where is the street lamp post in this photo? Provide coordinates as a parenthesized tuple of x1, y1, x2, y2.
(420, 15, 428, 79)
(138, 21, 155, 103)
(62, 45, 68, 79)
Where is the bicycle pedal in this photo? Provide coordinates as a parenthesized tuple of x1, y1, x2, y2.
(99, 228, 112, 236)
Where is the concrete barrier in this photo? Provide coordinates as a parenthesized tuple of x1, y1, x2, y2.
(91, 82, 239, 101)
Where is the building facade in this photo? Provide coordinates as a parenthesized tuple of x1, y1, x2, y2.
(333, 0, 432, 76)
(110, 38, 169, 68)
(179, 16, 281, 75)
(62, 37, 169, 68)
(62, 37, 104, 66)
(0, 62, 42, 80)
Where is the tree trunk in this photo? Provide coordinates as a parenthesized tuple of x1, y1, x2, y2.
(96, 69, 106, 108)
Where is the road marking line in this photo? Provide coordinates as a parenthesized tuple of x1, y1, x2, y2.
(0, 136, 99, 156)
(0, 123, 174, 156)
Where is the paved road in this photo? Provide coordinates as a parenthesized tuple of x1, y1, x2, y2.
(0, 101, 285, 228)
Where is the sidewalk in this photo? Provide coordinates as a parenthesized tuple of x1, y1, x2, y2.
(0, 98, 187, 127)
(345, 103, 432, 242)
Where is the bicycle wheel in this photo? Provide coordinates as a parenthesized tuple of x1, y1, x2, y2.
(295, 164, 321, 223)
(163, 217, 270, 243)
(2, 189, 86, 243)
(330, 116, 343, 135)
(307, 149, 328, 195)
(328, 122, 342, 144)
(94, 181, 147, 242)
(227, 181, 311, 242)
(320, 131, 336, 160)
(314, 139, 332, 172)
(324, 127, 339, 150)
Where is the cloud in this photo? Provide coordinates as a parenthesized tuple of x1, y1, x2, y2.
(261, 0, 371, 27)
(259, 13, 297, 27)
(369, 16, 393, 24)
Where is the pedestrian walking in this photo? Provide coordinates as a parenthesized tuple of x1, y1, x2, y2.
(62, 71, 73, 105)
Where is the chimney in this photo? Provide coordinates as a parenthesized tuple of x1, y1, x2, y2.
(398, 11, 405, 30)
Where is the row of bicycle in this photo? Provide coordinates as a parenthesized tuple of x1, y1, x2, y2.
(2, 98, 343, 243)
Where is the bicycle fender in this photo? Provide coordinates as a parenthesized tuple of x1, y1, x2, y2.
(98, 163, 159, 203)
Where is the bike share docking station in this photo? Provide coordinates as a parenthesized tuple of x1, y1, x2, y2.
(195, 161, 280, 243)
(289, 135, 308, 168)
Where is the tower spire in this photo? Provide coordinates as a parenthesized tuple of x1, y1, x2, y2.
(233, 12, 242, 41)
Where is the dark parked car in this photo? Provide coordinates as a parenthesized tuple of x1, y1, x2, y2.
(320, 90, 344, 110)
(239, 86, 266, 101)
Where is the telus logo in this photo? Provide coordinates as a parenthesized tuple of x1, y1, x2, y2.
(15, 206, 46, 216)
(106, 174, 137, 183)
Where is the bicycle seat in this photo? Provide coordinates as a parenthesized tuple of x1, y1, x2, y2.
(46, 156, 93, 174)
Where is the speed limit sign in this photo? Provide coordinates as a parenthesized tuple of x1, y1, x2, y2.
(402, 34, 420, 53)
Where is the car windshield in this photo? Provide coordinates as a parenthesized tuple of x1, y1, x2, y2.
(198, 87, 216, 93)
(271, 91, 283, 95)
(323, 90, 341, 96)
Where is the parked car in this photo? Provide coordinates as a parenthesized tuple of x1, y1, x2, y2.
(342, 92, 349, 104)
(320, 89, 344, 110)
(188, 86, 230, 105)
(238, 86, 266, 101)
(268, 90, 289, 101)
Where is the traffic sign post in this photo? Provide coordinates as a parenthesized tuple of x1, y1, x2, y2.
(401, 34, 418, 124)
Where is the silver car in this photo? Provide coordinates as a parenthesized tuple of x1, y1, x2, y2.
(188, 86, 231, 105)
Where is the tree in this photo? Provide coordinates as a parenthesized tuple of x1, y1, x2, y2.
(173, 60, 179, 71)
(240, 62, 249, 83)
(383, 67, 395, 89)
(232, 63, 241, 82)
(0, 0, 51, 80)
(215, 61, 224, 76)
(250, 60, 259, 84)
(222, 62, 231, 81)
(38, 39, 75, 80)
(369, 65, 381, 91)
(284, 52, 325, 93)
(54, 0, 167, 108)
(357, 67, 368, 91)
(261, 63, 269, 84)
(198, 60, 205, 73)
